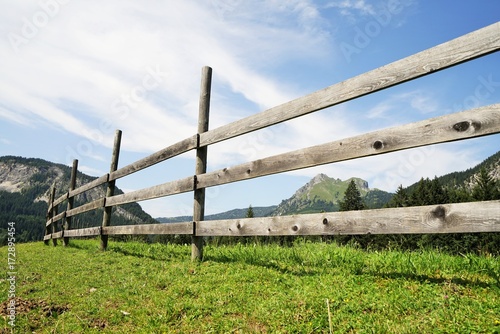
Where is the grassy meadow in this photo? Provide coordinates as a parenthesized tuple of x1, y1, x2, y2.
(1, 239, 499, 333)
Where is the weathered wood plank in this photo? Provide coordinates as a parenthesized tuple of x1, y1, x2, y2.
(101, 129, 122, 251)
(197, 104, 500, 189)
(64, 159, 78, 246)
(105, 176, 194, 207)
(43, 234, 52, 241)
(63, 227, 101, 238)
(52, 231, 63, 239)
(45, 184, 56, 245)
(192, 66, 212, 261)
(196, 201, 500, 236)
(199, 22, 500, 147)
(46, 211, 66, 227)
(52, 211, 66, 222)
(69, 174, 109, 198)
(103, 222, 193, 235)
(66, 198, 105, 217)
(109, 135, 198, 181)
(51, 192, 68, 209)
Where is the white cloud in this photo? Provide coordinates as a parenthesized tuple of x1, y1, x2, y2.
(365, 90, 441, 121)
(326, 0, 376, 16)
(0, 0, 332, 158)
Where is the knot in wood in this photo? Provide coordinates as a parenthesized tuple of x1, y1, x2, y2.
(322, 218, 328, 225)
(453, 121, 470, 132)
(431, 205, 446, 220)
(373, 140, 384, 150)
(292, 225, 299, 232)
(453, 121, 481, 132)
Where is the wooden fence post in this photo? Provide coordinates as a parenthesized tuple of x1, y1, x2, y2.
(192, 66, 212, 261)
(52, 192, 58, 247)
(63, 159, 78, 246)
(100, 130, 122, 251)
(45, 184, 56, 245)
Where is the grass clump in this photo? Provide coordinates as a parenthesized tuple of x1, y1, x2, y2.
(1, 239, 499, 333)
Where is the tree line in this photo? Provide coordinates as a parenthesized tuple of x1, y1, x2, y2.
(331, 168, 499, 255)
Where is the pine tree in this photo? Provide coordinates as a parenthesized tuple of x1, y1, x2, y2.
(472, 167, 499, 201)
(388, 184, 410, 207)
(339, 180, 365, 211)
(246, 205, 254, 218)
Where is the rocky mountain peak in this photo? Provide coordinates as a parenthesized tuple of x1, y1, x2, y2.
(272, 173, 390, 216)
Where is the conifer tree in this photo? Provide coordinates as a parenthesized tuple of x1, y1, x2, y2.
(339, 180, 365, 211)
(388, 185, 410, 207)
(246, 205, 254, 218)
(472, 167, 499, 201)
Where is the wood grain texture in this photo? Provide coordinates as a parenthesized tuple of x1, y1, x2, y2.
(103, 222, 193, 235)
(51, 192, 68, 209)
(109, 135, 197, 181)
(63, 227, 101, 238)
(46, 211, 66, 227)
(69, 174, 109, 198)
(196, 104, 500, 189)
(196, 201, 500, 236)
(51, 231, 63, 239)
(66, 198, 105, 217)
(64, 159, 78, 246)
(199, 22, 500, 147)
(105, 176, 194, 206)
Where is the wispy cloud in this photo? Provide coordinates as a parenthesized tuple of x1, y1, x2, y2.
(325, 0, 376, 17)
(0, 0, 332, 159)
(366, 90, 441, 120)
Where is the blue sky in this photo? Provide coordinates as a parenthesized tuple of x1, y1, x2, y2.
(1, 0, 499, 217)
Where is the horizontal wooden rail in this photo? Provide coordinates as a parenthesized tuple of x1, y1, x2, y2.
(46, 211, 66, 227)
(69, 174, 109, 198)
(199, 22, 500, 147)
(64, 104, 498, 208)
(109, 135, 198, 181)
(105, 176, 194, 207)
(66, 198, 105, 217)
(63, 227, 101, 238)
(196, 200, 500, 236)
(197, 104, 500, 189)
(52, 231, 63, 239)
(103, 222, 193, 235)
(51, 192, 67, 209)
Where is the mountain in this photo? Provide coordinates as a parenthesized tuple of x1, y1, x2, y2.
(0, 156, 157, 244)
(433, 150, 500, 191)
(271, 174, 393, 216)
(156, 206, 277, 223)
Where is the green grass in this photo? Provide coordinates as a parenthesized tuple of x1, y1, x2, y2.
(1, 239, 499, 333)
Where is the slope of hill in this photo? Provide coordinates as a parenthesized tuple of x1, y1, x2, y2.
(436, 150, 500, 190)
(272, 174, 393, 216)
(0, 156, 156, 244)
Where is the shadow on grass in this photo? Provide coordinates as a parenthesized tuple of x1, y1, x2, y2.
(364, 270, 499, 289)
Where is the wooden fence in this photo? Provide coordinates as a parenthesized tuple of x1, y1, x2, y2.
(45, 22, 500, 260)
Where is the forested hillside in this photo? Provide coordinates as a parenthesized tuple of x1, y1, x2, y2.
(0, 156, 157, 244)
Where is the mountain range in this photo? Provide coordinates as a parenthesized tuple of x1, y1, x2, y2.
(1, 150, 499, 243)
